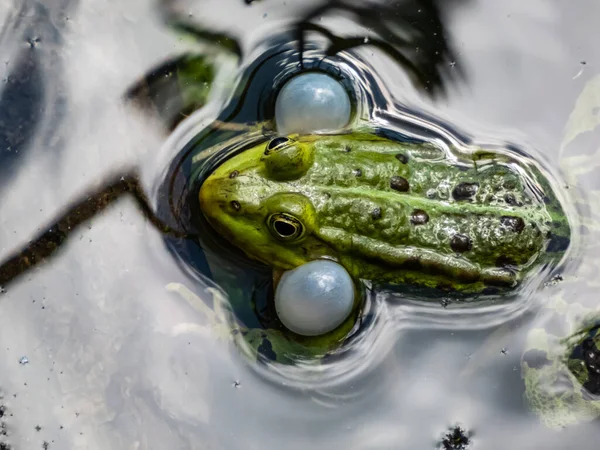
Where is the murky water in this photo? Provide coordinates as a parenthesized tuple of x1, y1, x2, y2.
(0, 0, 599, 449)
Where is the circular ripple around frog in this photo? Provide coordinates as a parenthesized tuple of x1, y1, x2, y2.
(142, 34, 576, 393)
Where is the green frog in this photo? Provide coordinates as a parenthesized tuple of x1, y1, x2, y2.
(198, 132, 570, 295)
(193, 130, 600, 429)
(124, 2, 592, 427)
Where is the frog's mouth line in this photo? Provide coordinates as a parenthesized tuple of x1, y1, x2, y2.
(189, 132, 274, 271)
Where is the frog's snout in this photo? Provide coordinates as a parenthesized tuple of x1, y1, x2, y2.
(198, 175, 225, 219)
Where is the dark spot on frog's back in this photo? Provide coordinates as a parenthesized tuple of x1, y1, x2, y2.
(522, 349, 552, 370)
(496, 255, 516, 268)
(230, 200, 241, 211)
(450, 234, 472, 253)
(229, 170, 239, 179)
(452, 182, 478, 201)
(390, 176, 409, 192)
(410, 209, 429, 225)
(353, 168, 362, 177)
(257, 338, 277, 361)
(371, 207, 382, 220)
(395, 153, 408, 164)
(504, 193, 517, 205)
(500, 216, 525, 233)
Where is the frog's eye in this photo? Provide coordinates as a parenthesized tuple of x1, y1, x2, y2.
(265, 136, 292, 155)
(268, 213, 304, 241)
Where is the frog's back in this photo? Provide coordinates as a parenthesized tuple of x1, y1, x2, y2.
(199, 132, 570, 294)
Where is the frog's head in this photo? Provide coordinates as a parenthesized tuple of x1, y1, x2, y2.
(199, 136, 334, 270)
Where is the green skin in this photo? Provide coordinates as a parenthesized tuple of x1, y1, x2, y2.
(197, 131, 600, 428)
(129, 6, 594, 430)
(199, 132, 569, 293)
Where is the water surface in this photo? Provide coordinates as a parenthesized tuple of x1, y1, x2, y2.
(0, 0, 599, 449)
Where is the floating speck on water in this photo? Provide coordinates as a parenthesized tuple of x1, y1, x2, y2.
(263, 13, 267, 18)
(34, 425, 41, 432)
(449, 61, 456, 67)
(233, 380, 241, 388)
(0, 286, 5, 294)
(501, 348, 508, 355)
(544, 273, 563, 287)
(440, 426, 471, 450)
(18, 356, 28, 365)
(27, 37, 40, 48)
(581, 61, 587, 65)
(363, 36, 369, 43)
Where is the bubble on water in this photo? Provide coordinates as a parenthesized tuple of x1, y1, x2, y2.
(275, 73, 351, 135)
(275, 260, 354, 337)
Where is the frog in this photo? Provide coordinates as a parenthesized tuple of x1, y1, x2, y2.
(198, 132, 570, 295)
(127, 0, 597, 430)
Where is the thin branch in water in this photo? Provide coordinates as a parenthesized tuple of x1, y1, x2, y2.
(0, 172, 190, 287)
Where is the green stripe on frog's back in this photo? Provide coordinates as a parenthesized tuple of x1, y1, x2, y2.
(198, 133, 569, 293)
(307, 137, 551, 263)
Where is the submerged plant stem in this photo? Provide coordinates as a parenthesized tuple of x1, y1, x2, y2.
(0, 171, 191, 287)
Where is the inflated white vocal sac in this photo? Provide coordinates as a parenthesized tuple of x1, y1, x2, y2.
(275, 73, 351, 135)
(274, 260, 355, 337)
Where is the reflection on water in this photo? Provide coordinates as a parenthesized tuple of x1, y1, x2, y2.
(0, 0, 599, 449)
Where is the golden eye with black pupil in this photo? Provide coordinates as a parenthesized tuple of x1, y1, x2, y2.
(267, 213, 304, 241)
(264, 136, 291, 155)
